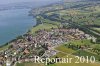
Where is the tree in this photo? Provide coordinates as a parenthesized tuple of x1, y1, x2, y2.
(96, 38, 100, 44)
(8, 45, 13, 49)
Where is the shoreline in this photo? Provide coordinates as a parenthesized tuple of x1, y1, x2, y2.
(0, 13, 39, 49)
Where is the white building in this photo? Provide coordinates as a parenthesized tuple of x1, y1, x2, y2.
(6, 60, 11, 66)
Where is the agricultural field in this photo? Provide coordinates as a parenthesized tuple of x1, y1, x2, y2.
(55, 44, 76, 54)
(41, 3, 100, 37)
(31, 23, 58, 34)
(47, 40, 100, 66)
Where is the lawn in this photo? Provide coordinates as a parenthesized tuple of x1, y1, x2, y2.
(73, 50, 100, 61)
(55, 44, 76, 54)
(92, 28, 100, 33)
(93, 28, 100, 31)
(0, 44, 9, 51)
(47, 45, 100, 66)
(52, 52, 67, 58)
(31, 23, 58, 34)
(47, 53, 100, 66)
(69, 39, 92, 45)
(48, 61, 100, 66)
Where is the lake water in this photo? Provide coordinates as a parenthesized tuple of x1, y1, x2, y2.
(0, 9, 36, 45)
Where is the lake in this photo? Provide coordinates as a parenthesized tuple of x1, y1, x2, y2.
(0, 9, 36, 45)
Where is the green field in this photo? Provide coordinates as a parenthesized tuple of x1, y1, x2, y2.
(31, 23, 58, 34)
(55, 44, 76, 54)
(68, 39, 92, 45)
(41, 3, 100, 38)
(0, 44, 10, 51)
(47, 43, 100, 66)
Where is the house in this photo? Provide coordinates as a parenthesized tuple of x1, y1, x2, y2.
(6, 60, 11, 66)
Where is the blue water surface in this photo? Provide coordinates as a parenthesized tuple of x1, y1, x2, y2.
(0, 9, 36, 45)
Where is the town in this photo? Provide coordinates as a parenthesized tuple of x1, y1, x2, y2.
(0, 25, 94, 66)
